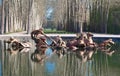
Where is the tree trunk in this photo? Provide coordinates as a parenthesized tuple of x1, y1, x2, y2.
(1, 0, 5, 34)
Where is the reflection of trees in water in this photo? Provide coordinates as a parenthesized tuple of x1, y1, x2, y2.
(1, 49, 110, 76)
(54, 51, 111, 76)
(0, 41, 3, 61)
(55, 53, 93, 76)
(0, 41, 3, 76)
(92, 51, 109, 76)
(2, 41, 32, 76)
(1, 40, 119, 76)
(2, 51, 31, 76)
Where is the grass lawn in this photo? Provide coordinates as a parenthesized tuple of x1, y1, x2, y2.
(44, 29, 73, 34)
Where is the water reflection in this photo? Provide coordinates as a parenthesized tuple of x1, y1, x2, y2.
(0, 61, 1, 76)
(99, 47, 115, 56)
(31, 48, 48, 64)
(45, 61, 55, 74)
(0, 39, 120, 76)
(76, 48, 95, 62)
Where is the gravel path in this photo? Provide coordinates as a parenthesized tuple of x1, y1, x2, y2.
(0, 31, 120, 40)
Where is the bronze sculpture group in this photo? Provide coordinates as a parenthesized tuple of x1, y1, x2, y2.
(4, 28, 115, 63)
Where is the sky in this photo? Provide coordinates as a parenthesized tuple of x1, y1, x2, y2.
(46, 7, 53, 20)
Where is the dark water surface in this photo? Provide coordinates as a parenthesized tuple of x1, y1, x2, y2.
(0, 38, 120, 76)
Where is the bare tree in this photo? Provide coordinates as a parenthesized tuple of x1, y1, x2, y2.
(53, 0, 90, 33)
(1, 0, 5, 34)
(0, 0, 47, 34)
